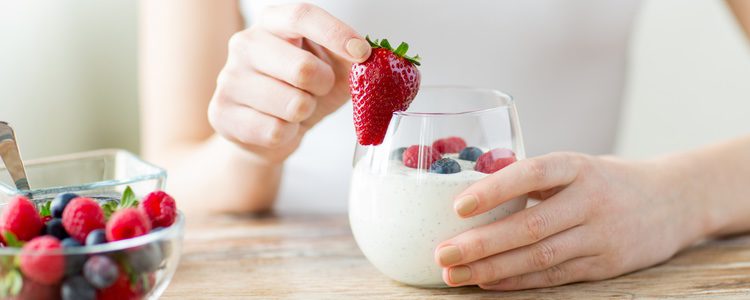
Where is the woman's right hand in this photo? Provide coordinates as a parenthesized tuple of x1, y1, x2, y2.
(208, 3, 371, 163)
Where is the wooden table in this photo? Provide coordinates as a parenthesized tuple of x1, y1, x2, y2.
(162, 213, 750, 299)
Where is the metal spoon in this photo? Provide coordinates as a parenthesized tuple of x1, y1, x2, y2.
(0, 122, 30, 191)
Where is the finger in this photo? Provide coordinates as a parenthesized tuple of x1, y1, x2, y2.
(435, 186, 589, 267)
(228, 29, 335, 96)
(260, 3, 371, 62)
(216, 72, 317, 123)
(207, 101, 299, 149)
(441, 226, 596, 286)
(478, 256, 597, 291)
(454, 152, 584, 218)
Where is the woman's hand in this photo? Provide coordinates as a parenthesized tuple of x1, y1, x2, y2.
(434, 152, 714, 290)
(208, 3, 370, 163)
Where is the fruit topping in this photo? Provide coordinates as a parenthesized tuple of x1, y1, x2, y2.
(429, 158, 462, 174)
(475, 148, 517, 174)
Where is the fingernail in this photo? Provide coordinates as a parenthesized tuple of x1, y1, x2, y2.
(454, 195, 478, 217)
(449, 266, 472, 284)
(437, 245, 462, 266)
(346, 38, 370, 59)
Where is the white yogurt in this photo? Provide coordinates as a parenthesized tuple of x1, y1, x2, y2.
(349, 156, 527, 287)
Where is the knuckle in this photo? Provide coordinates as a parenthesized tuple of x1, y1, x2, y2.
(227, 31, 248, 53)
(206, 101, 221, 129)
(287, 3, 314, 25)
(291, 54, 319, 88)
(544, 265, 567, 285)
(264, 119, 288, 148)
(530, 242, 556, 269)
(524, 211, 549, 242)
(524, 159, 547, 181)
(474, 262, 497, 283)
(462, 232, 487, 259)
(287, 92, 316, 121)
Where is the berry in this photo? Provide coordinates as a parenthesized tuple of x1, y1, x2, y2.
(15, 277, 60, 300)
(19, 236, 64, 285)
(62, 197, 106, 243)
(402, 145, 442, 169)
(97, 271, 143, 300)
(475, 148, 517, 174)
(51, 193, 79, 218)
(459, 147, 484, 162)
(45, 218, 69, 240)
(390, 147, 407, 161)
(429, 158, 462, 174)
(139, 190, 177, 228)
(0, 196, 43, 241)
(41, 215, 53, 224)
(350, 36, 421, 145)
(61, 276, 96, 300)
(61, 237, 81, 248)
(106, 208, 151, 242)
(432, 137, 467, 154)
(83, 255, 119, 289)
(85, 229, 107, 245)
(127, 243, 163, 273)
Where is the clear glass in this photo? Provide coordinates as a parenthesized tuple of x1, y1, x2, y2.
(349, 86, 527, 287)
(0, 149, 182, 300)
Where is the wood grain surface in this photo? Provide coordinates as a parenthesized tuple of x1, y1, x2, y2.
(162, 213, 750, 299)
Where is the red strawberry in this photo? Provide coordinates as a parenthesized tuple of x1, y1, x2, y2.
(403, 145, 442, 169)
(62, 197, 106, 243)
(106, 208, 151, 242)
(0, 196, 43, 241)
(432, 137, 467, 154)
(350, 36, 421, 145)
(475, 148, 517, 174)
(20, 236, 64, 285)
(13, 277, 60, 300)
(139, 191, 177, 228)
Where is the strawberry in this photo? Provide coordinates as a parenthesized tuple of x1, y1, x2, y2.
(475, 148, 517, 174)
(97, 270, 151, 300)
(139, 190, 177, 227)
(350, 36, 421, 145)
(403, 145, 442, 169)
(0, 196, 43, 242)
(106, 208, 151, 242)
(19, 236, 64, 285)
(62, 197, 106, 243)
(432, 137, 467, 154)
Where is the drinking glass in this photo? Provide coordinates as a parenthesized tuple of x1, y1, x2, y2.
(349, 86, 527, 287)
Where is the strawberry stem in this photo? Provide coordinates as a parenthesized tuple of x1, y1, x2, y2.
(365, 35, 421, 66)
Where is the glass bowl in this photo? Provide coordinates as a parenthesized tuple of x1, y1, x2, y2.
(349, 86, 527, 287)
(0, 149, 183, 299)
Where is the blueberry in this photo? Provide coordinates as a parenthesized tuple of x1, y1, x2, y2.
(61, 237, 82, 248)
(390, 147, 407, 161)
(61, 276, 96, 300)
(85, 229, 107, 246)
(459, 147, 483, 162)
(83, 255, 119, 289)
(46, 218, 69, 240)
(429, 158, 461, 174)
(127, 243, 163, 273)
(65, 254, 88, 277)
(51, 193, 79, 218)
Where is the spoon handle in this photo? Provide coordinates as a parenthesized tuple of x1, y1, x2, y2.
(0, 122, 30, 191)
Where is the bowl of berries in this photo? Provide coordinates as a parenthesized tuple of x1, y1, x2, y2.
(0, 149, 183, 299)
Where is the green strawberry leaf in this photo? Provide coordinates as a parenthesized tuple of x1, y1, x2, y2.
(3, 232, 24, 248)
(6, 270, 21, 296)
(393, 42, 409, 57)
(102, 200, 117, 219)
(379, 38, 392, 50)
(121, 186, 139, 209)
(39, 201, 52, 218)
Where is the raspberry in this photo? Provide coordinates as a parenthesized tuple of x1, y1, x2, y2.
(0, 196, 43, 241)
(19, 236, 64, 285)
(475, 148, 517, 174)
(97, 271, 149, 300)
(402, 145, 442, 169)
(62, 198, 106, 243)
(432, 137, 467, 154)
(139, 191, 177, 227)
(106, 208, 151, 242)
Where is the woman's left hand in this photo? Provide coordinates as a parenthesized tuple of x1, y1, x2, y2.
(434, 152, 713, 290)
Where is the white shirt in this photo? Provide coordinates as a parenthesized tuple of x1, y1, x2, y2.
(239, 0, 641, 213)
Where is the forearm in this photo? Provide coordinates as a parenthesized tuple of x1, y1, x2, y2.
(147, 135, 282, 215)
(660, 135, 750, 238)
